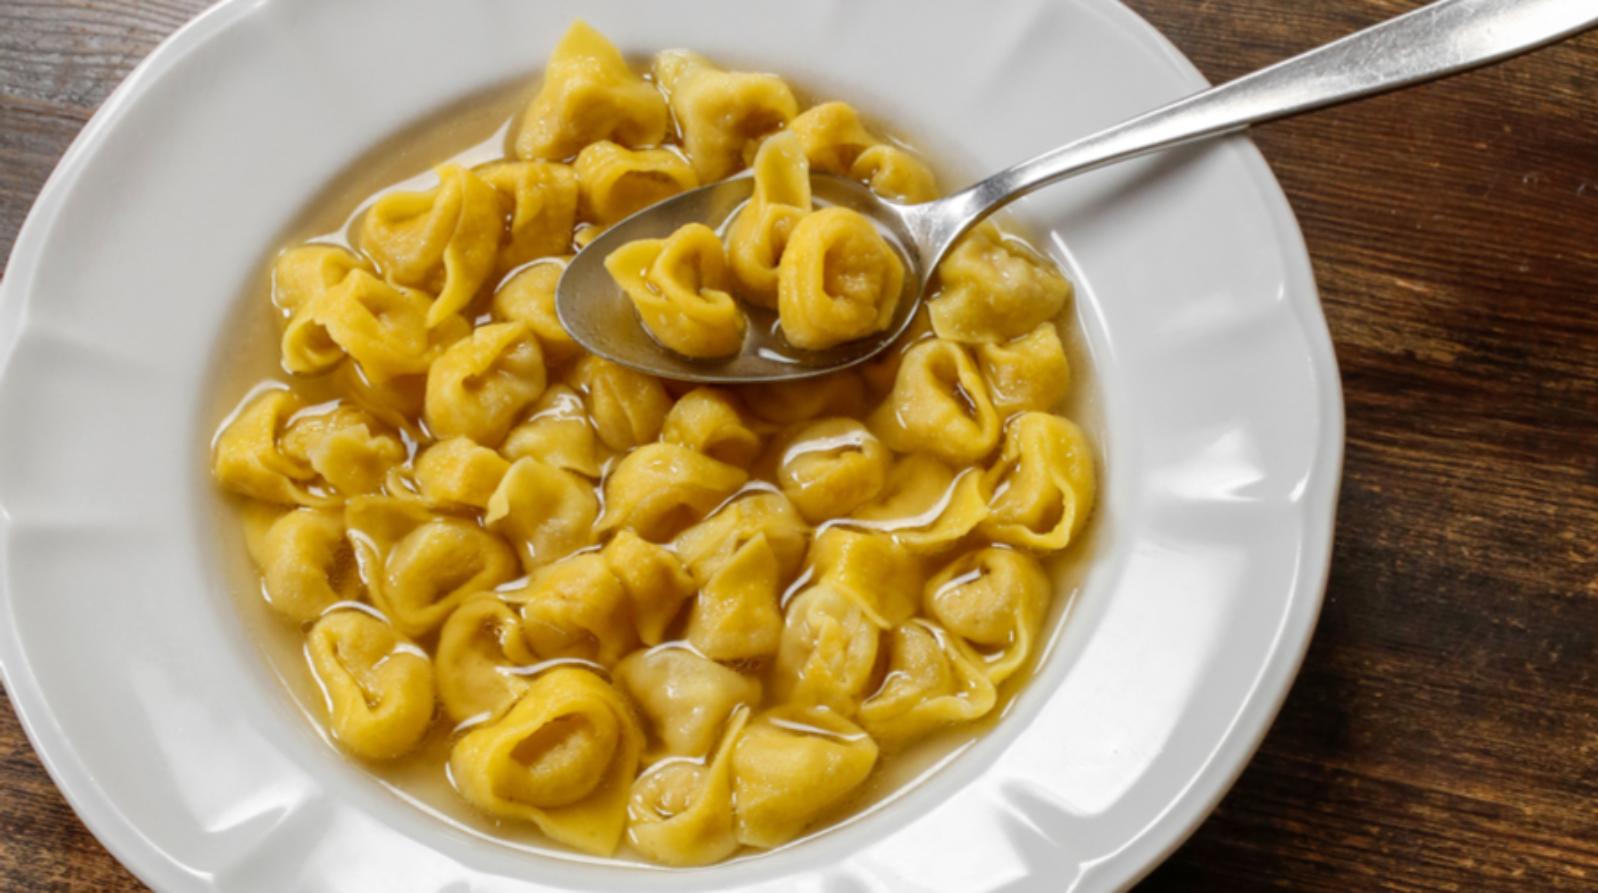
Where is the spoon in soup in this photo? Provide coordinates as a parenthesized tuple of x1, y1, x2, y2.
(558, 0, 1597, 384)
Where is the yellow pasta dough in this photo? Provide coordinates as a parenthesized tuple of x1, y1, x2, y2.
(250, 507, 360, 623)
(606, 223, 747, 358)
(776, 417, 890, 523)
(514, 21, 669, 161)
(599, 443, 748, 541)
(616, 647, 760, 757)
(434, 594, 538, 724)
(424, 321, 547, 447)
(360, 164, 502, 326)
(869, 337, 1001, 465)
(574, 141, 698, 225)
(777, 207, 905, 351)
(929, 223, 1072, 344)
(450, 667, 644, 856)
(485, 456, 599, 572)
(977, 322, 1071, 415)
(659, 387, 762, 467)
(474, 160, 579, 274)
(307, 610, 434, 760)
(219, 24, 1100, 868)
(858, 620, 996, 745)
(566, 355, 671, 451)
(981, 412, 1096, 551)
(653, 50, 798, 181)
(490, 258, 581, 366)
(731, 705, 878, 848)
(627, 708, 748, 867)
(726, 130, 811, 306)
(924, 547, 1049, 684)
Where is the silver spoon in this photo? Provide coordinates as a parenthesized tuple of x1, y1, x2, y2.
(558, 0, 1597, 384)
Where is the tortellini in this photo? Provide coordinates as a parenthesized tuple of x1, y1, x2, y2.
(726, 130, 810, 306)
(424, 322, 546, 447)
(346, 496, 519, 636)
(474, 160, 579, 274)
(213, 390, 402, 506)
(284, 270, 459, 382)
(485, 457, 599, 571)
(869, 338, 1001, 465)
(598, 443, 748, 542)
(450, 667, 644, 856)
(491, 258, 581, 366)
(653, 50, 798, 181)
(628, 708, 747, 866)
(659, 387, 762, 467)
(500, 385, 607, 479)
(772, 585, 881, 714)
(929, 223, 1072, 344)
(981, 412, 1097, 551)
(606, 223, 747, 358)
(514, 21, 669, 161)
(778, 207, 905, 350)
(732, 706, 878, 848)
(978, 322, 1071, 415)
(566, 355, 671, 451)
(413, 437, 509, 509)
(307, 610, 434, 760)
(512, 552, 638, 667)
(360, 164, 502, 326)
(574, 141, 697, 225)
(924, 547, 1049, 684)
(616, 647, 760, 756)
(776, 417, 890, 523)
(806, 527, 921, 627)
(434, 594, 538, 724)
(858, 620, 996, 745)
(221, 24, 1100, 867)
(250, 507, 360, 623)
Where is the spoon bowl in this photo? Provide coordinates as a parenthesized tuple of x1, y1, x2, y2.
(556, 173, 930, 384)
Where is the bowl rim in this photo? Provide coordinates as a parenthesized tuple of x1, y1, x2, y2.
(0, 0, 1343, 888)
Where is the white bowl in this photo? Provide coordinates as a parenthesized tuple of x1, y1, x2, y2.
(0, 0, 1342, 889)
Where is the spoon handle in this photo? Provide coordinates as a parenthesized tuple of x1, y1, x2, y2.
(919, 0, 1598, 258)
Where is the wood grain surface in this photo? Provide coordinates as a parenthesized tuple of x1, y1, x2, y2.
(2, 1, 1595, 890)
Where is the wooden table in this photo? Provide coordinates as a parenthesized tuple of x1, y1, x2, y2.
(2, 1, 1594, 889)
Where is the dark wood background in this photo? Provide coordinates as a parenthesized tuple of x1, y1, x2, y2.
(2, 1, 1594, 889)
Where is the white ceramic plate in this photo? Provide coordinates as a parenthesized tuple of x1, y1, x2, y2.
(0, 0, 1342, 889)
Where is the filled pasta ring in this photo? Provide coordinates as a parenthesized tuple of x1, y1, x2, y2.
(500, 385, 608, 479)
(858, 619, 997, 745)
(566, 355, 672, 451)
(485, 456, 599, 572)
(868, 337, 1001, 465)
(434, 594, 539, 725)
(306, 609, 434, 760)
(597, 443, 748, 542)
(511, 552, 637, 667)
(449, 667, 644, 856)
(849, 454, 991, 555)
(659, 387, 763, 467)
(923, 546, 1049, 684)
(359, 163, 502, 326)
(574, 140, 698, 226)
(606, 222, 747, 359)
(980, 411, 1097, 551)
(474, 160, 579, 275)
(777, 207, 905, 351)
(928, 222, 1072, 344)
(250, 507, 361, 624)
(424, 321, 547, 448)
(775, 417, 890, 523)
(726, 129, 811, 306)
(514, 21, 669, 161)
(490, 258, 581, 366)
(772, 585, 882, 715)
(627, 707, 750, 866)
(731, 705, 878, 848)
(652, 50, 798, 181)
(616, 647, 760, 758)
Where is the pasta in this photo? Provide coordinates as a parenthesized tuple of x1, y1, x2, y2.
(929, 222, 1072, 344)
(215, 22, 1098, 867)
(777, 207, 905, 350)
(574, 141, 698, 225)
(653, 50, 798, 181)
(725, 130, 810, 306)
(606, 223, 746, 358)
(306, 610, 434, 760)
(490, 258, 581, 366)
(514, 21, 669, 161)
(449, 667, 644, 856)
(360, 164, 502, 326)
